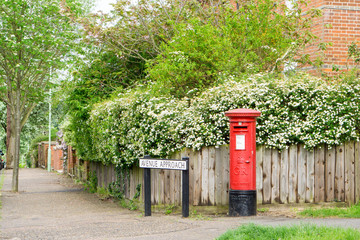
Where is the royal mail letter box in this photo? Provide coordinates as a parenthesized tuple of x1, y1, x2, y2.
(225, 108, 261, 216)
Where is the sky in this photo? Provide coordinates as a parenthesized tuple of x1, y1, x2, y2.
(94, 0, 116, 13)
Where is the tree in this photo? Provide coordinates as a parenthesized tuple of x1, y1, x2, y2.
(0, 0, 84, 191)
(71, 0, 320, 98)
(60, 49, 134, 159)
(146, 0, 321, 97)
(66, 0, 225, 87)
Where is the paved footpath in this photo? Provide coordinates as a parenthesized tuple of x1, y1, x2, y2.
(1, 168, 360, 240)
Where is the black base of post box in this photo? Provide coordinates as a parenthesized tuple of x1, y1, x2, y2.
(229, 190, 257, 216)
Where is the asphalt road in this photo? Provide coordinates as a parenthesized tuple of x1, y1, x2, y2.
(1, 168, 360, 240)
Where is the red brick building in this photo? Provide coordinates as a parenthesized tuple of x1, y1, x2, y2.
(230, 0, 360, 75)
(302, 0, 360, 74)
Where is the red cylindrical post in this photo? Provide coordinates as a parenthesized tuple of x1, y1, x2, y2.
(225, 108, 261, 216)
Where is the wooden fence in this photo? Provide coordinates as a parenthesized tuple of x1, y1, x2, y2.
(88, 142, 360, 206)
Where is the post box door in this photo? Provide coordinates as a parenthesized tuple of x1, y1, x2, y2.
(230, 122, 256, 190)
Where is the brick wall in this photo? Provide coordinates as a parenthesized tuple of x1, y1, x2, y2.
(229, 0, 360, 75)
(38, 142, 64, 172)
(305, 0, 360, 74)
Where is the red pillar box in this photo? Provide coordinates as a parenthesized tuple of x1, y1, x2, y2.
(225, 108, 261, 216)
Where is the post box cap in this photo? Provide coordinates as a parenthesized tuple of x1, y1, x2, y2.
(225, 108, 261, 118)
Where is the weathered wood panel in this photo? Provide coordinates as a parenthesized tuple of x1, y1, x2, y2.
(355, 142, 360, 204)
(314, 146, 325, 202)
(262, 148, 272, 204)
(151, 168, 157, 204)
(335, 144, 345, 202)
(325, 147, 336, 202)
(187, 149, 195, 206)
(345, 142, 355, 205)
(215, 146, 223, 205)
(164, 169, 171, 204)
(271, 149, 280, 203)
(221, 145, 230, 205)
(87, 142, 360, 206)
(297, 145, 306, 203)
(280, 148, 289, 204)
(288, 145, 297, 203)
(208, 147, 216, 205)
(256, 146, 264, 204)
(306, 150, 315, 203)
(202, 147, 210, 205)
(193, 149, 202, 205)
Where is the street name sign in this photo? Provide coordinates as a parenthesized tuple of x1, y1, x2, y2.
(139, 158, 188, 171)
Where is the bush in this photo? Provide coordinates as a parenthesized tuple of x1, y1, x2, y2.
(62, 73, 360, 168)
(146, 0, 320, 98)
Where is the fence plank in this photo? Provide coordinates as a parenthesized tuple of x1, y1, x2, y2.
(280, 148, 289, 204)
(177, 169, 182, 205)
(306, 150, 315, 203)
(355, 142, 360, 204)
(325, 147, 336, 202)
(221, 145, 230, 205)
(335, 144, 345, 202)
(137, 167, 143, 201)
(271, 149, 280, 203)
(215, 147, 223, 205)
(193, 149, 202, 205)
(298, 145, 307, 203)
(314, 146, 325, 202)
(187, 149, 195, 206)
(201, 147, 209, 205)
(157, 169, 164, 204)
(256, 145, 264, 204)
(289, 145, 298, 203)
(164, 169, 171, 204)
(151, 168, 157, 204)
(208, 147, 216, 205)
(345, 142, 355, 205)
(169, 167, 175, 204)
(263, 147, 272, 204)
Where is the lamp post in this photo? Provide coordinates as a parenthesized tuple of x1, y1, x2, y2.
(47, 69, 52, 172)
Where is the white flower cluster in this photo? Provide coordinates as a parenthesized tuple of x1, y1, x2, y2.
(83, 73, 360, 167)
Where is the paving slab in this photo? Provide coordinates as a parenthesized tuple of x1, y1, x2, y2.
(1, 168, 360, 240)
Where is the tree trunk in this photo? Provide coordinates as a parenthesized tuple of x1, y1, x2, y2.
(6, 104, 13, 169)
(11, 89, 21, 192)
(6, 131, 15, 169)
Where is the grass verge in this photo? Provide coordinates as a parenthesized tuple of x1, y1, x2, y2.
(217, 223, 360, 240)
(299, 203, 360, 218)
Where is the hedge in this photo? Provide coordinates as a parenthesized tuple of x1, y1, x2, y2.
(63, 73, 360, 167)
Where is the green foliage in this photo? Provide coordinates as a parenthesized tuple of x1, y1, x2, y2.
(96, 187, 111, 200)
(19, 162, 26, 168)
(348, 42, 360, 65)
(147, 0, 321, 98)
(0, 0, 87, 181)
(300, 203, 360, 218)
(133, 184, 141, 200)
(0, 0, 86, 100)
(257, 208, 269, 213)
(84, 171, 98, 193)
(217, 223, 360, 240)
(164, 204, 177, 215)
(107, 166, 129, 200)
(61, 50, 141, 159)
(119, 184, 141, 211)
(68, 73, 360, 168)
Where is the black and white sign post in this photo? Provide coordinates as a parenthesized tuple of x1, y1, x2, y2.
(139, 156, 189, 218)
